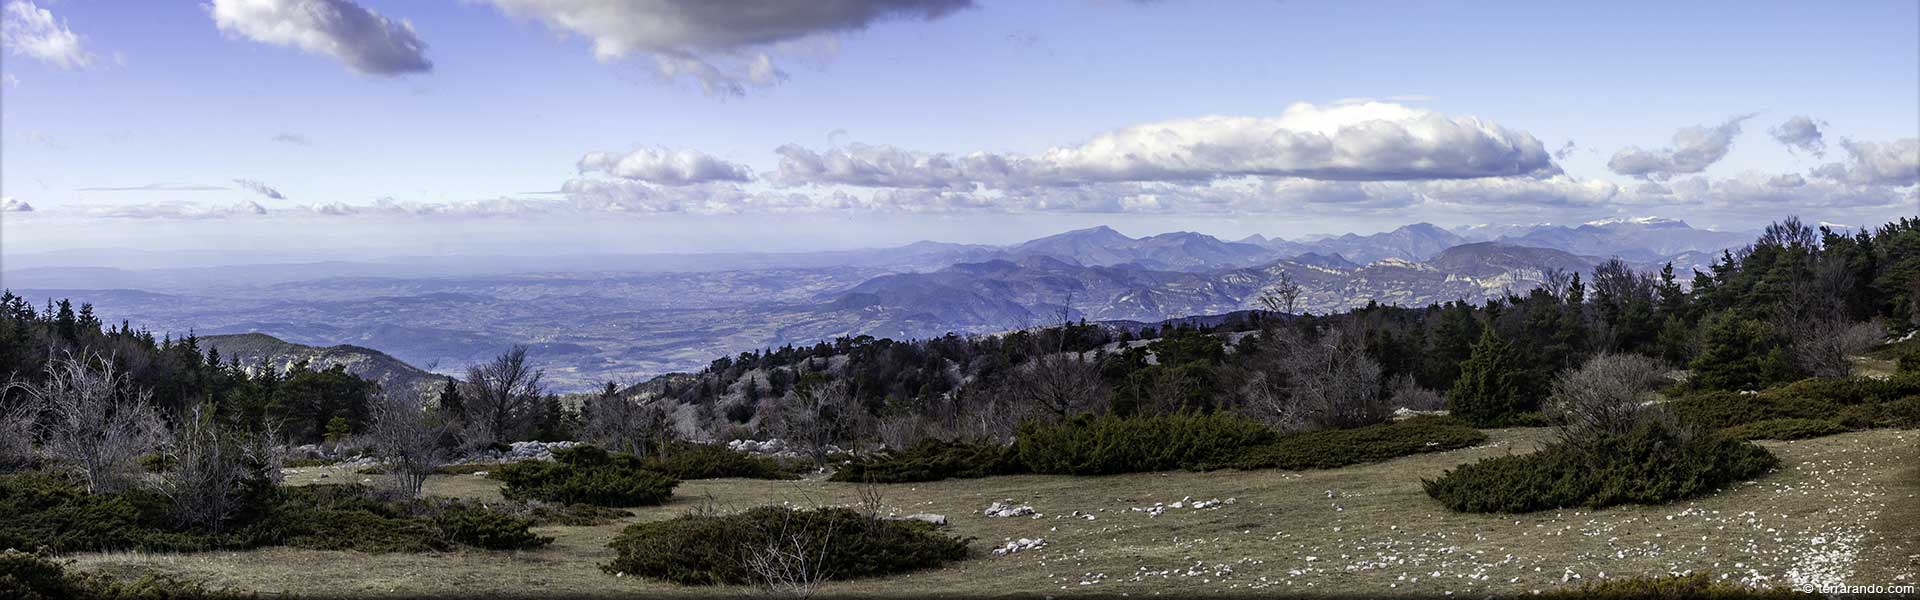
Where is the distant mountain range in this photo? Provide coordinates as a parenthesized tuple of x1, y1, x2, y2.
(5, 217, 1759, 390)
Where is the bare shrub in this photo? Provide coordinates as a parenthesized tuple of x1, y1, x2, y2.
(1240, 326, 1388, 431)
(8, 351, 167, 493)
(458, 345, 545, 448)
(155, 403, 270, 531)
(582, 382, 675, 458)
(1545, 353, 1671, 455)
(743, 510, 836, 600)
(368, 391, 447, 498)
(1784, 317, 1884, 378)
(1387, 374, 1444, 412)
(873, 413, 926, 452)
(0, 396, 36, 471)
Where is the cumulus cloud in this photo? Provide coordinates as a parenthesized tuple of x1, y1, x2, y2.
(77, 182, 229, 192)
(2, 0, 94, 69)
(482, 0, 970, 95)
(576, 147, 752, 186)
(1607, 114, 1753, 180)
(1769, 116, 1826, 157)
(777, 102, 1557, 189)
(1811, 138, 1920, 187)
(209, 0, 431, 75)
(1650, 172, 1912, 213)
(233, 178, 287, 200)
(1, 196, 32, 212)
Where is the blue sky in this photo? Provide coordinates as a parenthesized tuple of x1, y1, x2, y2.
(2, 0, 1916, 260)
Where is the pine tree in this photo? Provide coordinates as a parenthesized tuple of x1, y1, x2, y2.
(1688, 311, 1799, 391)
(436, 378, 465, 420)
(1446, 326, 1530, 427)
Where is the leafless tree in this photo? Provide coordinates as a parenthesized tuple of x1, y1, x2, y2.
(1005, 352, 1109, 419)
(367, 390, 447, 498)
(1537, 268, 1572, 301)
(8, 351, 167, 493)
(743, 509, 836, 600)
(582, 382, 675, 457)
(459, 345, 545, 447)
(779, 379, 856, 468)
(1259, 271, 1304, 316)
(1239, 325, 1387, 431)
(1545, 353, 1671, 455)
(1783, 317, 1884, 378)
(155, 403, 273, 531)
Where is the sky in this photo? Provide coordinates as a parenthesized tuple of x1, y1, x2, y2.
(1, 0, 1916, 263)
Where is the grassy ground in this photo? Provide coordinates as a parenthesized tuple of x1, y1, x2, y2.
(68, 427, 1919, 598)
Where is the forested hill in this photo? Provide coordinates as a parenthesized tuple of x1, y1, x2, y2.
(200, 333, 443, 398)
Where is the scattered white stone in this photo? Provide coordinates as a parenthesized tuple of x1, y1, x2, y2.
(992, 538, 1046, 556)
(985, 500, 1037, 518)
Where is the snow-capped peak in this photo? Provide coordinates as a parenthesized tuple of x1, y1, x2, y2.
(1583, 216, 1683, 227)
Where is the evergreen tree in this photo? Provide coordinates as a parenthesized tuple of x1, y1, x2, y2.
(1688, 311, 1799, 391)
(436, 377, 465, 419)
(1446, 326, 1531, 427)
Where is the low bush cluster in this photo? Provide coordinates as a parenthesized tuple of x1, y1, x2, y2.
(1536, 572, 1817, 598)
(640, 442, 803, 480)
(1, 549, 253, 600)
(1422, 423, 1777, 513)
(603, 506, 970, 585)
(830, 439, 1026, 483)
(1229, 416, 1488, 470)
(1668, 375, 1920, 433)
(490, 446, 679, 507)
(1719, 417, 1849, 441)
(0, 472, 550, 554)
(1015, 412, 1273, 475)
(836, 415, 1487, 481)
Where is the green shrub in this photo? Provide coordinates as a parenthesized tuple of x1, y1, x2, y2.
(1720, 418, 1849, 441)
(1015, 412, 1273, 475)
(603, 506, 969, 585)
(1423, 423, 1777, 513)
(1536, 572, 1816, 598)
(1231, 416, 1488, 470)
(640, 443, 802, 480)
(490, 447, 679, 507)
(432, 505, 552, 550)
(830, 439, 1025, 483)
(0, 473, 548, 554)
(1, 550, 252, 600)
(1669, 375, 1920, 431)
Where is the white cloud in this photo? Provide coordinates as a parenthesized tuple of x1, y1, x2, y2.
(1607, 114, 1753, 179)
(1, 196, 32, 212)
(79, 201, 268, 219)
(272, 132, 311, 145)
(209, 0, 431, 75)
(1811, 138, 1920, 187)
(776, 102, 1557, 188)
(482, 0, 970, 95)
(1769, 116, 1826, 157)
(576, 147, 752, 186)
(2, 0, 94, 69)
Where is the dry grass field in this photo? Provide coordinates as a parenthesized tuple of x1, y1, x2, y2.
(68, 427, 1919, 598)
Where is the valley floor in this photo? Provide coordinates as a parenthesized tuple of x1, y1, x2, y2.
(70, 427, 1920, 598)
